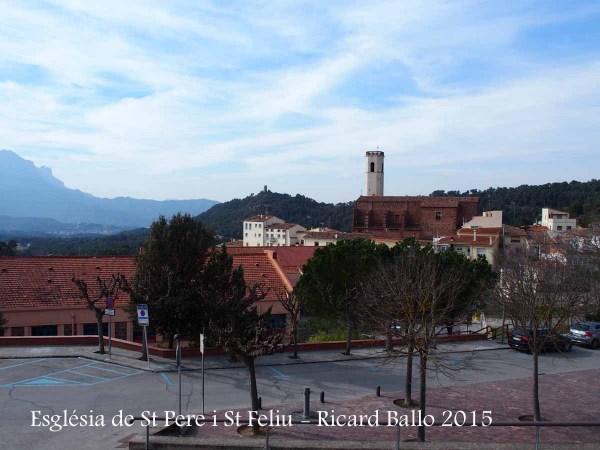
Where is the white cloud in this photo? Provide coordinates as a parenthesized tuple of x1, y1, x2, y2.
(0, 1, 598, 202)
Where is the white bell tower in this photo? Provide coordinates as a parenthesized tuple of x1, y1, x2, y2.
(365, 150, 384, 196)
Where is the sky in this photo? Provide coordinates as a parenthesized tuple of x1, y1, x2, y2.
(0, 1, 599, 203)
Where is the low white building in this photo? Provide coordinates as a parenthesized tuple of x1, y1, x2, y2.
(242, 215, 306, 247)
(541, 208, 576, 232)
(264, 223, 306, 246)
(462, 210, 503, 229)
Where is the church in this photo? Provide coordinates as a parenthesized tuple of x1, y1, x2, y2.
(352, 151, 480, 241)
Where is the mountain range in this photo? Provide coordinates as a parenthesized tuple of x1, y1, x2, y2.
(0, 150, 218, 232)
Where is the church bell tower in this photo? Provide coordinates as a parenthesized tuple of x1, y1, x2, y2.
(365, 150, 384, 196)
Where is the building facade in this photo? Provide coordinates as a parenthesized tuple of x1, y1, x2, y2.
(541, 208, 577, 232)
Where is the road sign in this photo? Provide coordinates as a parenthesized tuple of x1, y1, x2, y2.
(199, 333, 205, 354)
(104, 309, 115, 316)
(106, 297, 115, 309)
(137, 304, 150, 326)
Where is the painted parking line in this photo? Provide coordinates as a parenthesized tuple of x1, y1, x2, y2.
(268, 366, 290, 379)
(0, 360, 143, 388)
(0, 358, 48, 371)
(160, 372, 173, 386)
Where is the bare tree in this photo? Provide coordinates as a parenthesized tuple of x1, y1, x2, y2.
(363, 241, 493, 442)
(72, 273, 127, 355)
(494, 247, 581, 421)
(278, 289, 302, 359)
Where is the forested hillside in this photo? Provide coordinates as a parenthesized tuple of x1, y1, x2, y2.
(432, 179, 600, 226)
(197, 191, 355, 239)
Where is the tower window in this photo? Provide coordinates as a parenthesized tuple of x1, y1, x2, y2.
(370, 162, 375, 172)
(435, 211, 442, 221)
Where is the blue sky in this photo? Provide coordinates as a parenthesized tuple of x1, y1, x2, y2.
(0, 1, 599, 202)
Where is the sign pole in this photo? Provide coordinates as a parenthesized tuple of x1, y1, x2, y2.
(144, 325, 150, 370)
(108, 314, 112, 359)
(136, 304, 151, 370)
(200, 333, 205, 415)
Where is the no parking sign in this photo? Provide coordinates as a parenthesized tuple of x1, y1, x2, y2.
(136, 304, 150, 326)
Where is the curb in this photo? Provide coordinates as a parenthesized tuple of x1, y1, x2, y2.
(0, 345, 510, 373)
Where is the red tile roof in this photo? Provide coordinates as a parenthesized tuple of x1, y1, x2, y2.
(357, 196, 479, 206)
(244, 214, 279, 222)
(265, 223, 299, 230)
(457, 227, 502, 236)
(436, 235, 497, 246)
(0, 256, 135, 311)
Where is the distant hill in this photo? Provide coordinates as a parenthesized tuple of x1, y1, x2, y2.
(197, 191, 355, 240)
(432, 179, 600, 226)
(0, 150, 218, 228)
(15, 228, 150, 256)
(0, 215, 128, 237)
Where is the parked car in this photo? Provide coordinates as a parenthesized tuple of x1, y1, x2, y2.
(508, 328, 572, 353)
(566, 322, 600, 349)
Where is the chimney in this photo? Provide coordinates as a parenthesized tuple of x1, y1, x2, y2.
(489, 236, 493, 245)
(272, 251, 277, 260)
(334, 233, 338, 239)
(473, 230, 477, 241)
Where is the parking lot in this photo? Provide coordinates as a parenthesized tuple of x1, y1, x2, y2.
(0, 346, 599, 449)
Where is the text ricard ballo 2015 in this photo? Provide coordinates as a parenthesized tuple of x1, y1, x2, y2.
(31, 409, 493, 432)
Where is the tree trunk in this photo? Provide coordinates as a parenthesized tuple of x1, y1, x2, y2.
(404, 339, 414, 406)
(247, 358, 260, 434)
(418, 350, 427, 442)
(532, 350, 541, 421)
(343, 318, 352, 355)
(385, 322, 393, 351)
(293, 319, 299, 359)
(96, 315, 105, 355)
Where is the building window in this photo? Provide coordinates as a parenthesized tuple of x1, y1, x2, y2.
(64, 324, 77, 336)
(567, 226, 572, 230)
(314, 241, 320, 246)
(11, 327, 25, 336)
(83, 323, 108, 336)
(245, 233, 248, 237)
(435, 211, 441, 221)
(32, 325, 58, 336)
(267, 314, 287, 330)
(370, 162, 375, 172)
(476, 248, 486, 258)
(557, 226, 563, 231)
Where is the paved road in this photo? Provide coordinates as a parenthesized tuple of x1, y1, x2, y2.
(1, 345, 599, 449)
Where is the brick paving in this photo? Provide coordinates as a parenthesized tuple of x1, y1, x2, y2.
(191, 368, 600, 445)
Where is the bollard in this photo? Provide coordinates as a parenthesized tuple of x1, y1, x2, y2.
(258, 396, 262, 410)
(303, 388, 311, 419)
(265, 424, 270, 450)
(320, 391, 325, 403)
(376, 385, 381, 397)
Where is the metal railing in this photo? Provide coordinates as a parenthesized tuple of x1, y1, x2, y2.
(132, 415, 600, 450)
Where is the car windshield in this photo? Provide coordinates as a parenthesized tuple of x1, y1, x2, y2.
(572, 323, 590, 331)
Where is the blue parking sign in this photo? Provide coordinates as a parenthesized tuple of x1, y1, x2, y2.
(136, 304, 150, 326)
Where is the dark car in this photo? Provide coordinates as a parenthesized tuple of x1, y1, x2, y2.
(508, 328, 572, 353)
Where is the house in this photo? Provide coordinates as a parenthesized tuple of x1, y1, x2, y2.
(0, 247, 317, 338)
(242, 215, 306, 247)
(434, 234, 499, 265)
(541, 208, 577, 232)
(0, 256, 136, 339)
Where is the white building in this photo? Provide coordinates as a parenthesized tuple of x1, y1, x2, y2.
(243, 215, 283, 247)
(541, 208, 576, 232)
(264, 223, 306, 246)
(242, 215, 306, 247)
(462, 210, 503, 229)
